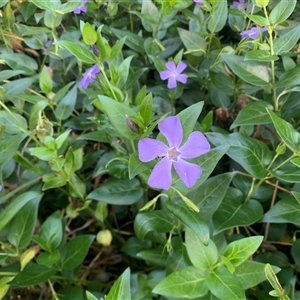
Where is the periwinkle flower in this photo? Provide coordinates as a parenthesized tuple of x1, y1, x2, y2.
(193, 0, 203, 4)
(79, 64, 100, 89)
(92, 44, 99, 56)
(74, 0, 88, 14)
(233, 0, 247, 11)
(240, 27, 267, 40)
(138, 116, 210, 189)
(43, 40, 51, 55)
(159, 61, 188, 89)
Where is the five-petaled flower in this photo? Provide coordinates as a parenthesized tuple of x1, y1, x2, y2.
(138, 116, 210, 189)
(240, 27, 267, 40)
(74, 0, 88, 14)
(193, 0, 203, 4)
(79, 64, 100, 89)
(159, 61, 188, 89)
(233, 0, 247, 11)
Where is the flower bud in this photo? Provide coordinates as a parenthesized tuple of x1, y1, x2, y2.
(96, 229, 113, 246)
(66, 203, 79, 219)
(92, 44, 99, 56)
(125, 115, 139, 133)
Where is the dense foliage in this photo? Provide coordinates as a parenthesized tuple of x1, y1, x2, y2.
(1, 0, 300, 299)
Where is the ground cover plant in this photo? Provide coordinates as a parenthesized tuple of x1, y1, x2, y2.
(1, 0, 300, 299)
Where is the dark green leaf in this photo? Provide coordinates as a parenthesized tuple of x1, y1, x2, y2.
(111, 28, 144, 53)
(106, 268, 131, 300)
(208, 0, 228, 33)
(274, 25, 300, 55)
(128, 152, 149, 179)
(178, 28, 206, 56)
(269, 0, 296, 24)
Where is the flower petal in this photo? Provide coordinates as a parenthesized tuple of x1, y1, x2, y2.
(175, 74, 188, 84)
(165, 61, 177, 72)
(179, 131, 210, 159)
(158, 116, 183, 148)
(176, 61, 187, 73)
(167, 76, 177, 89)
(138, 138, 168, 162)
(148, 157, 173, 189)
(160, 70, 171, 80)
(173, 159, 202, 188)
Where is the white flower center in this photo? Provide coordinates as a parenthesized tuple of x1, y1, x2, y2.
(167, 147, 181, 161)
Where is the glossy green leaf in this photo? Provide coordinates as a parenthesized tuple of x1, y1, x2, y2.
(178, 28, 206, 56)
(117, 55, 134, 88)
(39, 211, 63, 251)
(221, 236, 263, 267)
(165, 198, 209, 245)
(137, 249, 168, 267)
(7, 197, 40, 249)
(206, 266, 246, 300)
(106, 268, 131, 300)
(128, 152, 149, 179)
(55, 83, 77, 120)
(208, 0, 228, 33)
(10, 264, 56, 287)
(42, 174, 67, 191)
(276, 65, 300, 88)
(0, 111, 27, 134)
(231, 101, 272, 128)
(98, 96, 137, 139)
(55, 40, 97, 64)
(111, 28, 144, 53)
(207, 132, 272, 178)
(153, 266, 208, 298)
(267, 109, 300, 152)
(30, 0, 54, 10)
(269, 0, 296, 25)
(274, 25, 300, 55)
(60, 235, 95, 271)
(185, 228, 219, 270)
(262, 196, 300, 226)
(138, 93, 153, 127)
(29, 147, 55, 161)
(245, 50, 279, 62)
(37, 250, 60, 268)
(221, 54, 270, 86)
(235, 261, 280, 289)
(134, 211, 174, 240)
(213, 188, 263, 233)
(0, 191, 42, 232)
(39, 65, 52, 94)
(87, 178, 143, 205)
(210, 71, 234, 95)
(86, 291, 99, 300)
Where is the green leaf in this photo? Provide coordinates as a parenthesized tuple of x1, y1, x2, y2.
(39, 65, 52, 94)
(208, 0, 228, 33)
(87, 178, 143, 205)
(245, 14, 268, 26)
(128, 152, 149, 179)
(44, 9, 62, 29)
(0, 134, 27, 167)
(56, 130, 71, 150)
(105, 268, 131, 300)
(138, 93, 153, 127)
(235, 261, 280, 290)
(273, 25, 300, 55)
(262, 196, 300, 226)
(0, 111, 27, 134)
(152, 266, 208, 298)
(55, 83, 77, 120)
(221, 54, 270, 86)
(269, 0, 296, 25)
(178, 28, 206, 56)
(134, 211, 174, 240)
(98, 96, 137, 139)
(30, 0, 54, 10)
(0, 192, 42, 232)
(29, 147, 55, 161)
(54, 40, 97, 64)
(7, 198, 40, 249)
(291, 238, 300, 268)
(276, 65, 300, 88)
(210, 71, 234, 95)
(111, 28, 145, 53)
(37, 250, 60, 268)
(117, 55, 134, 88)
(213, 188, 263, 233)
(82, 22, 97, 45)
(165, 198, 209, 245)
(221, 236, 263, 267)
(60, 235, 95, 271)
(267, 109, 300, 152)
(245, 50, 279, 62)
(42, 174, 67, 191)
(230, 101, 272, 128)
(206, 266, 246, 300)
(185, 228, 218, 270)
(10, 264, 56, 287)
(86, 291, 99, 300)
(207, 132, 272, 178)
(39, 211, 63, 251)
(137, 249, 168, 267)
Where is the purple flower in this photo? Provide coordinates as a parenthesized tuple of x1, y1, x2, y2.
(79, 64, 100, 89)
(92, 44, 99, 56)
(74, 0, 88, 14)
(160, 61, 188, 89)
(193, 0, 203, 4)
(233, 0, 247, 11)
(43, 40, 51, 55)
(240, 27, 267, 40)
(138, 116, 210, 189)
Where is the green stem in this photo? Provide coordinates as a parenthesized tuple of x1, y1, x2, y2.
(100, 63, 118, 101)
(263, 6, 277, 111)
